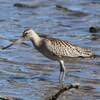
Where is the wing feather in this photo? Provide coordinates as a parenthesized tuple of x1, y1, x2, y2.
(44, 37, 93, 58)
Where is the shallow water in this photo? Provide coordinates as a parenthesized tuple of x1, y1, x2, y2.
(0, 0, 100, 100)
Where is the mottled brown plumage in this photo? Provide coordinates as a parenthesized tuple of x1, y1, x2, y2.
(43, 37, 93, 58)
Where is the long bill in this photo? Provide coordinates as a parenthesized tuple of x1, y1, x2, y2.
(2, 37, 24, 50)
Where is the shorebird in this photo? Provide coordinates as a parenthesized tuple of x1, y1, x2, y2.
(2, 29, 97, 83)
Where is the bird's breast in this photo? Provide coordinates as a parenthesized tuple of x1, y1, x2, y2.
(35, 45, 60, 61)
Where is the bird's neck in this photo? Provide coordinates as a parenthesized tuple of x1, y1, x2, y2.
(30, 34, 42, 47)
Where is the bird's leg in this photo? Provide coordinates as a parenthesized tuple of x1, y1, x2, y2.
(59, 60, 66, 83)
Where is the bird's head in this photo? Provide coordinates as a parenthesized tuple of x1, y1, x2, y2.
(2, 28, 37, 50)
(22, 28, 36, 39)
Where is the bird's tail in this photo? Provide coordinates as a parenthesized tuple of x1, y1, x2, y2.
(90, 54, 100, 59)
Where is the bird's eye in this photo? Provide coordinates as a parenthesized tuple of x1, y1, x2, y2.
(25, 32, 28, 35)
(23, 32, 28, 37)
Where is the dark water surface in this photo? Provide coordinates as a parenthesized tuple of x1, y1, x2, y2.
(0, 0, 100, 100)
